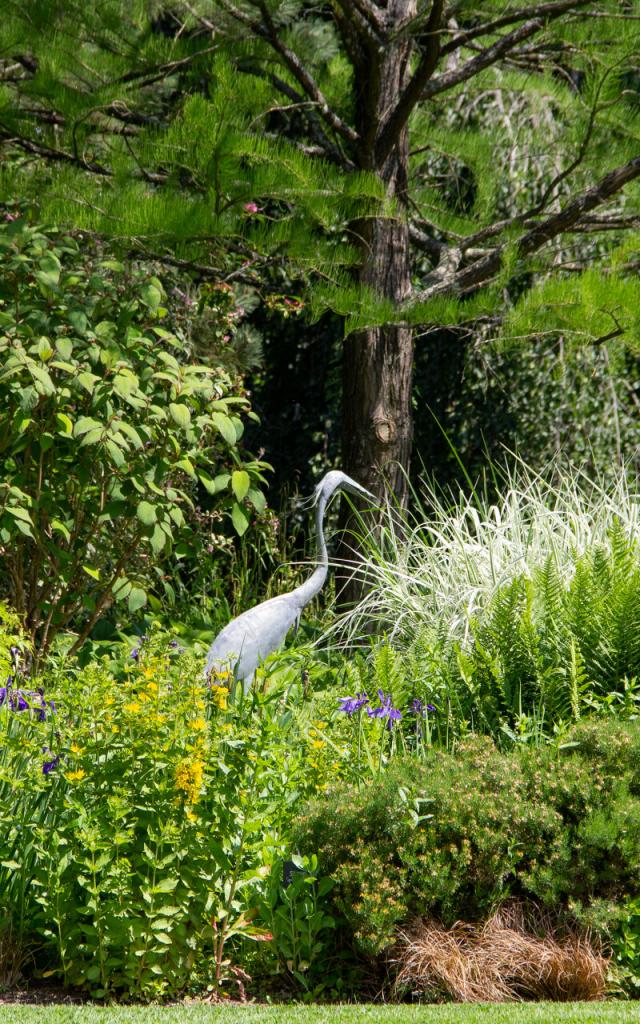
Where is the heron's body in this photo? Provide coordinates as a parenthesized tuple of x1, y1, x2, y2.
(204, 470, 373, 688)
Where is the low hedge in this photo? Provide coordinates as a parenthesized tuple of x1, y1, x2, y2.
(293, 720, 640, 956)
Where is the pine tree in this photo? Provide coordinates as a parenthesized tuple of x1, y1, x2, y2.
(1, 1, 639, 507)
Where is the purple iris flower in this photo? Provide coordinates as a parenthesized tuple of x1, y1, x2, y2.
(1, 683, 55, 718)
(42, 753, 61, 775)
(338, 692, 369, 715)
(367, 690, 402, 728)
(411, 698, 436, 715)
(11, 690, 30, 712)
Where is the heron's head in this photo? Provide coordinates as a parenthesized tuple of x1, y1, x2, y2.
(312, 470, 376, 508)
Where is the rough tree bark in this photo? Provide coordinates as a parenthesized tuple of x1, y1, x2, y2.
(338, 0, 418, 595)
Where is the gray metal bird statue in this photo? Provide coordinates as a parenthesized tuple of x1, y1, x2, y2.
(204, 470, 375, 689)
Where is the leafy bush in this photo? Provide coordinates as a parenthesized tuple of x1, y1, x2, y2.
(0, 218, 268, 659)
(293, 721, 640, 956)
(0, 634, 326, 999)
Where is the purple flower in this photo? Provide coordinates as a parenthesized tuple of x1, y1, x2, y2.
(1, 683, 55, 718)
(367, 690, 402, 728)
(411, 698, 436, 715)
(42, 753, 61, 775)
(338, 692, 369, 715)
(11, 690, 30, 712)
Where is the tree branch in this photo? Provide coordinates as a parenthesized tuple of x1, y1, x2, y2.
(416, 154, 640, 300)
(440, 0, 594, 57)
(215, 0, 360, 149)
(375, 0, 445, 167)
(423, 2, 593, 103)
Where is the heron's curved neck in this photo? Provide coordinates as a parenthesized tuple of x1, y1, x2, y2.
(292, 497, 328, 608)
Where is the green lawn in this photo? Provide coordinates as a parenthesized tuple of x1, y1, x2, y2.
(2, 1004, 640, 1024)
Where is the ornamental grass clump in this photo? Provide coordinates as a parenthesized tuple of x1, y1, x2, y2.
(392, 903, 609, 1003)
(334, 464, 640, 742)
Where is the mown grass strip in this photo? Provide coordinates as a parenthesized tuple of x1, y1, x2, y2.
(2, 1002, 640, 1024)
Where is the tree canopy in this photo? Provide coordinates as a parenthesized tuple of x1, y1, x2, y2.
(1, 1, 639, 502)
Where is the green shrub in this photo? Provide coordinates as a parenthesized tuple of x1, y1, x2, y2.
(0, 218, 268, 660)
(0, 635, 326, 999)
(294, 723, 640, 956)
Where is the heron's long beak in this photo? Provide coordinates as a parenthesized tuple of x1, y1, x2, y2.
(344, 480, 376, 504)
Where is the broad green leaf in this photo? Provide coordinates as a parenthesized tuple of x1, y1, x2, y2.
(212, 412, 237, 446)
(231, 501, 249, 536)
(113, 372, 138, 399)
(112, 577, 132, 601)
(30, 364, 55, 395)
(36, 338, 54, 361)
(136, 501, 157, 526)
(80, 427, 103, 446)
(6, 506, 33, 524)
(117, 421, 143, 448)
(128, 587, 147, 613)
(77, 371, 99, 393)
(74, 416, 102, 436)
(175, 458, 195, 478)
(67, 311, 88, 336)
(248, 487, 266, 512)
(169, 403, 191, 429)
(140, 283, 162, 310)
(150, 524, 167, 554)
(55, 413, 73, 435)
(82, 565, 101, 580)
(105, 438, 125, 467)
(51, 518, 71, 542)
(232, 470, 250, 501)
(152, 877, 179, 893)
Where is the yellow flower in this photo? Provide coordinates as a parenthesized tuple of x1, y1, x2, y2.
(186, 810, 197, 823)
(312, 720, 327, 730)
(146, 681, 158, 694)
(65, 769, 86, 783)
(310, 739, 325, 750)
(69, 743, 83, 754)
(124, 701, 141, 713)
(212, 686, 229, 711)
(190, 717, 207, 732)
(175, 758, 204, 804)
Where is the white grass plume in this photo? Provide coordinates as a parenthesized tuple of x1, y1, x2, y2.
(330, 462, 640, 650)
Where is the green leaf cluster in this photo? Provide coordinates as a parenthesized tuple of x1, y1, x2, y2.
(0, 218, 268, 657)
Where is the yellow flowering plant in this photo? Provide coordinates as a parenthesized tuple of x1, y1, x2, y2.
(0, 633, 324, 999)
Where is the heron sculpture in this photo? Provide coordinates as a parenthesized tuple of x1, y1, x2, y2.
(204, 470, 375, 689)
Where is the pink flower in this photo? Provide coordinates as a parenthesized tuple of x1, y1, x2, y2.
(243, 202, 260, 214)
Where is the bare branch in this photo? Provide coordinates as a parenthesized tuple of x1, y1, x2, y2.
(423, 2, 593, 103)
(116, 44, 219, 86)
(0, 126, 112, 177)
(416, 154, 640, 300)
(239, 62, 355, 168)
(440, 0, 594, 57)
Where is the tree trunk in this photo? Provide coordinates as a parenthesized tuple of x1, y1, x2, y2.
(338, 0, 416, 598)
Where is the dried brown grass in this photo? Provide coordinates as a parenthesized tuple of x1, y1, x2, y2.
(391, 902, 609, 1003)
